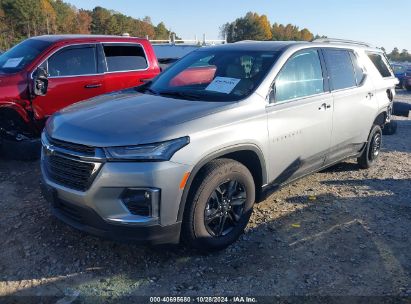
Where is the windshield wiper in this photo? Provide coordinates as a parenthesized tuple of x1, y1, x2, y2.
(158, 91, 201, 101)
(135, 85, 158, 95)
(145, 87, 158, 95)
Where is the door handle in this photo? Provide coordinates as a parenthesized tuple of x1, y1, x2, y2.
(366, 92, 374, 99)
(318, 103, 331, 111)
(84, 83, 102, 89)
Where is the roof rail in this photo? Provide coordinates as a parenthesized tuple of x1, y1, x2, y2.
(312, 38, 373, 48)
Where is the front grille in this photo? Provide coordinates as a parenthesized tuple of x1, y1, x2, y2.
(45, 154, 97, 191)
(48, 136, 95, 155)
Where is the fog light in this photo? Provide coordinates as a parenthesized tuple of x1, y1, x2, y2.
(121, 189, 159, 217)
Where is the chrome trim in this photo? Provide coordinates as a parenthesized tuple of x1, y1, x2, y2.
(31, 42, 99, 79)
(266, 92, 331, 108)
(41, 132, 106, 162)
(106, 215, 159, 226)
(31, 41, 150, 79)
(41, 135, 104, 192)
(110, 187, 161, 225)
(101, 41, 150, 73)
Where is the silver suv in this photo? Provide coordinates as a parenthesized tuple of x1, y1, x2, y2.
(40, 39, 397, 251)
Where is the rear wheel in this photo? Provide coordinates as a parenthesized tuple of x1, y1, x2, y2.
(357, 125, 382, 169)
(182, 159, 255, 251)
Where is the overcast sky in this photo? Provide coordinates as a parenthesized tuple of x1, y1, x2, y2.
(66, 0, 409, 52)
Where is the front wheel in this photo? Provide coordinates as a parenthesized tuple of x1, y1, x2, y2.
(182, 159, 255, 251)
(357, 125, 382, 169)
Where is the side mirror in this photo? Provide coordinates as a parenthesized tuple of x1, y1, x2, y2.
(32, 67, 48, 96)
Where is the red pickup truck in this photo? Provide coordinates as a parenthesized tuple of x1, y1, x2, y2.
(0, 35, 161, 158)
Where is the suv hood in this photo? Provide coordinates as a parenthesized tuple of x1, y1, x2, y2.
(47, 90, 232, 147)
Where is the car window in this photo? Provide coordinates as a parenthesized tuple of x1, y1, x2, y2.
(274, 49, 324, 103)
(145, 50, 280, 102)
(103, 44, 148, 72)
(47, 46, 97, 77)
(349, 52, 366, 86)
(367, 52, 393, 78)
(323, 49, 356, 91)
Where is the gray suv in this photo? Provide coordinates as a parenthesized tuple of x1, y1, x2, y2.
(41, 40, 397, 250)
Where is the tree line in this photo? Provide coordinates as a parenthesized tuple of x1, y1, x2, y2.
(220, 12, 322, 43)
(384, 47, 411, 63)
(0, 0, 177, 50)
(221, 12, 410, 62)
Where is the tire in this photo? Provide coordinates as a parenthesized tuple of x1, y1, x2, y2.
(0, 137, 41, 161)
(357, 125, 382, 169)
(182, 158, 255, 251)
(393, 102, 411, 117)
(382, 120, 397, 135)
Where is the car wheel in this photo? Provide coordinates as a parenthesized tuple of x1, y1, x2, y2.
(357, 125, 382, 169)
(382, 120, 397, 135)
(182, 158, 255, 251)
(393, 102, 411, 117)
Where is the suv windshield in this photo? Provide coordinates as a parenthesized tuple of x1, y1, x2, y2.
(0, 39, 51, 74)
(142, 49, 280, 101)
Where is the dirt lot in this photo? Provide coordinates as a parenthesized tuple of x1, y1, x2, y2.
(0, 91, 411, 303)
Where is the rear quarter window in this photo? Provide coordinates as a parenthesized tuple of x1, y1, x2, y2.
(103, 44, 148, 72)
(367, 52, 393, 78)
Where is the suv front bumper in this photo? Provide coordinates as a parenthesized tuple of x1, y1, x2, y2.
(41, 151, 191, 244)
(41, 180, 181, 244)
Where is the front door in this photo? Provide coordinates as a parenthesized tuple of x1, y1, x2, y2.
(32, 44, 105, 118)
(266, 49, 333, 185)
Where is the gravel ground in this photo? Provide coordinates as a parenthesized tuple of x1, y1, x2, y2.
(0, 91, 410, 303)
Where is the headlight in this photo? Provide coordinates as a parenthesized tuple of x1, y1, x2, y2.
(105, 137, 189, 161)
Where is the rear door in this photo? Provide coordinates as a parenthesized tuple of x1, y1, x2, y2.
(32, 44, 105, 117)
(322, 48, 376, 165)
(101, 43, 157, 93)
(266, 48, 333, 185)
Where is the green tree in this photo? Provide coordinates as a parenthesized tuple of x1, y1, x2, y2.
(0, 0, 178, 49)
(272, 22, 313, 41)
(155, 22, 169, 40)
(221, 12, 272, 42)
(39, 0, 57, 34)
(77, 9, 91, 34)
(300, 28, 314, 41)
(90, 6, 111, 34)
(222, 12, 316, 43)
(399, 49, 409, 62)
(51, 0, 78, 33)
(389, 47, 400, 61)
